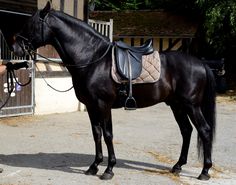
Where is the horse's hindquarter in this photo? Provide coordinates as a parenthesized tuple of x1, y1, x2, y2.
(163, 52, 207, 105)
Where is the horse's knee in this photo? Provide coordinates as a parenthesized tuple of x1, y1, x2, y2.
(92, 126, 102, 140)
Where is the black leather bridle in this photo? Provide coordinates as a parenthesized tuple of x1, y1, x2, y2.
(14, 12, 112, 68)
(15, 13, 50, 58)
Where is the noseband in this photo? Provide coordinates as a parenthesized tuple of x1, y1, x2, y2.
(15, 34, 34, 53)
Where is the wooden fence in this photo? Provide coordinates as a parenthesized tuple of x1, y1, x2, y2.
(114, 36, 193, 53)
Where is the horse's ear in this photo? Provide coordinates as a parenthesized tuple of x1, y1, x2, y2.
(40, 1, 51, 19)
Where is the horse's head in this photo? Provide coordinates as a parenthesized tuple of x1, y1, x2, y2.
(12, 2, 52, 57)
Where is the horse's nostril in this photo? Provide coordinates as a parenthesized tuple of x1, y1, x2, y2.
(12, 44, 24, 57)
(13, 35, 16, 42)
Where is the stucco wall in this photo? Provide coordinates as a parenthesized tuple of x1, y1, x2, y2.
(34, 77, 80, 115)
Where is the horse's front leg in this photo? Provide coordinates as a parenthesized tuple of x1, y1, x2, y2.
(100, 109, 116, 180)
(85, 107, 103, 176)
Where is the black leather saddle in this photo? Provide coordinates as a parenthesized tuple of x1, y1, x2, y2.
(114, 39, 154, 110)
(115, 38, 154, 80)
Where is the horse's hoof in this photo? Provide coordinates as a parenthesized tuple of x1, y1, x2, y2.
(170, 166, 182, 175)
(197, 173, 210, 180)
(0, 168, 3, 173)
(85, 167, 98, 176)
(100, 172, 114, 180)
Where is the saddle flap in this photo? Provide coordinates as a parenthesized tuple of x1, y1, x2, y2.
(115, 47, 142, 80)
(114, 39, 154, 80)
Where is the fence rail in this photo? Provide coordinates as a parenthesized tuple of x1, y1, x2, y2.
(114, 36, 193, 53)
(88, 19, 113, 42)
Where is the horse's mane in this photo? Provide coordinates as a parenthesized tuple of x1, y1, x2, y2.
(48, 9, 110, 43)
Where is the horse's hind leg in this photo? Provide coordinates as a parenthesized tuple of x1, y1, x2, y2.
(170, 104, 193, 174)
(187, 105, 213, 180)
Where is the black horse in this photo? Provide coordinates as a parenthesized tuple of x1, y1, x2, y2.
(11, 2, 216, 181)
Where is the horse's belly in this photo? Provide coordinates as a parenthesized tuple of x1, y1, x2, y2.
(112, 82, 170, 109)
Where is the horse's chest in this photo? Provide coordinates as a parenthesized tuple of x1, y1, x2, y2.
(70, 78, 88, 102)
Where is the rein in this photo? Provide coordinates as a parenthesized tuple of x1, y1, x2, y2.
(14, 11, 112, 93)
(25, 43, 111, 93)
(35, 64, 73, 93)
(0, 67, 31, 110)
(28, 43, 112, 68)
(28, 44, 111, 93)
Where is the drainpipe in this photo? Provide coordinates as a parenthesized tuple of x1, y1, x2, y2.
(84, 0, 89, 23)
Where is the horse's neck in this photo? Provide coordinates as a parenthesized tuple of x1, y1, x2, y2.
(48, 12, 110, 66)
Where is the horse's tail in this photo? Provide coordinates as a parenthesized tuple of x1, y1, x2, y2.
(198, 64, 216, 158)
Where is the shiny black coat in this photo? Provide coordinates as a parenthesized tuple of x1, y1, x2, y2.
(11, 2, 216, 180)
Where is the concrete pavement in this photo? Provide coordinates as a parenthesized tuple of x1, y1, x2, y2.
(0, 102, 235, 185)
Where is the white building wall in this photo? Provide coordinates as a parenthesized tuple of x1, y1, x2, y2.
(34, 77, 79, 115)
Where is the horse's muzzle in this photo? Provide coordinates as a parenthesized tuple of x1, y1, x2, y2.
(12, 42, 25, 57)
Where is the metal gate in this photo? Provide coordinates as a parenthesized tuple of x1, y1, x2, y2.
(0, 32, 34, 117)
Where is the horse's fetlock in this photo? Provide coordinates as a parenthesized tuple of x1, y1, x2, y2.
(110, 158, 116, 166)
(97, 157, 103, 163)
(205, 161, 212, 169)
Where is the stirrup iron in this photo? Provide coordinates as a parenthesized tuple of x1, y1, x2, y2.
(125, 96, 137, 110)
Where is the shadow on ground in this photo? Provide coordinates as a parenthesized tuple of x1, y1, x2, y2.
(0, 153, 171, 175)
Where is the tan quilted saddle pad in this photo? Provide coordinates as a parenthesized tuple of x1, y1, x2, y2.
(111, 47, 161, 84)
